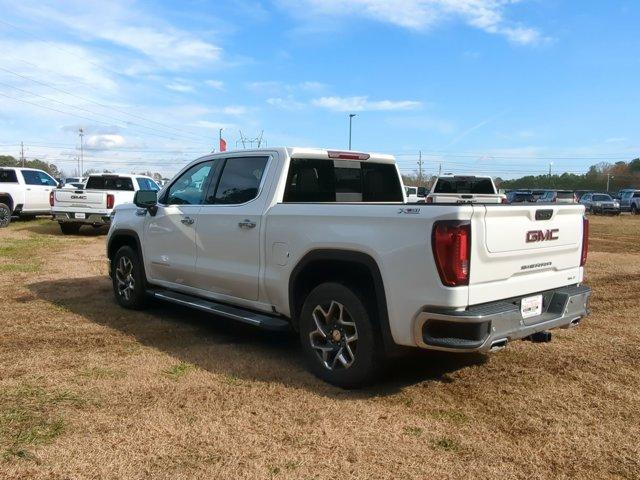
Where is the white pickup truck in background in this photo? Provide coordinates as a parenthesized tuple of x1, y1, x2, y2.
(106, 147, 590, 387)
(426, 175, 506, 204)
(52, 173, 159, 234)
(0, 167, 59, 227)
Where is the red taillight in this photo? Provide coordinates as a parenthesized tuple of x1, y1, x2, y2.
(106, 194, 115, 209)
(49, 191, 54, 207)
(501, 197, 508, 204)
(327, 151, 370, 160)
(426, 196, 434, 204)
(580, 216, 589, 266)
(432, 221, 471, 287)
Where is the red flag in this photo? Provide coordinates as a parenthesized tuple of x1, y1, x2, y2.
(219, 137, 227, 152)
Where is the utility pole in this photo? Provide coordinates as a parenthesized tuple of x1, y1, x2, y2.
(78, 128, 85, 177)
(438, 162, 442, 176)
(348, 113, 356, 150)
(417, 150, 424, 185)
(20, 141, 25, 167)
(606, 173, 613, 192)
(548, 161, 553, 176)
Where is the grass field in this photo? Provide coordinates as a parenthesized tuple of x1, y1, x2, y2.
(1, 215, 639, 479)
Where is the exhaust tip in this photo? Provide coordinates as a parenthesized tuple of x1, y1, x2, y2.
(490, 339, 508, 352)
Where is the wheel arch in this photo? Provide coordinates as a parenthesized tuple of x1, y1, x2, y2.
(107, 229, 147, 282)
(0, 193, 14, 212)
(288, 249, 400, 355)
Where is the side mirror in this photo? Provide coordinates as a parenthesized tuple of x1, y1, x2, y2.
(134, 190, 158, 215)
(417, 187, 427, 197)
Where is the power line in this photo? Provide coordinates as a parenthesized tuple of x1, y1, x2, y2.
(0, 65, 213, 142)
(0, 80, 213, 144)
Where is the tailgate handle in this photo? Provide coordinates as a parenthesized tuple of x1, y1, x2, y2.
(535, 209, 553, 221)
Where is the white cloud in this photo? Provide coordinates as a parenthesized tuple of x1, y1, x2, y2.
(85, 133, 126, 150)
(247, 80, 326, 95)
(12, 1, 223, 70)
(165, 82, 195, 93)
(266, 96, 305, 110)
(312, 96, 422, 112)
(280, 0, 547, 45)
(205, 80, 225, 90)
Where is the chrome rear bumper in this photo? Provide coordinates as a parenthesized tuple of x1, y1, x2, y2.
(414, 284, 591, 353)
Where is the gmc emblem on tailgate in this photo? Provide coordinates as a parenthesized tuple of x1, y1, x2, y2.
(70, 195, 87, 199)
(526, 229, 559, 243)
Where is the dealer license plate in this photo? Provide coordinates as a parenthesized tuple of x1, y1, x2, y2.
(521, 295, 543, 319)
(75, 213, 86, 219)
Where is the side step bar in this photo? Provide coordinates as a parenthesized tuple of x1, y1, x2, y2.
(148, 290, 290, 332)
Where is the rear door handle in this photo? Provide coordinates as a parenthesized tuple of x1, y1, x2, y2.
(181, 216, 195, 226)
(238, 219, 256, 229)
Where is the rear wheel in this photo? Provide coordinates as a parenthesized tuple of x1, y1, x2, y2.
(59, 223, 81, 235)
(299, 282, 384, 388)
(0, 203, 11, 228)
(632, 204, 638, 215)
(112, 246, 147, 309)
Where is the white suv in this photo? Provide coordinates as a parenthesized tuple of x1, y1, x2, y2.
(0, 167, 58, 227)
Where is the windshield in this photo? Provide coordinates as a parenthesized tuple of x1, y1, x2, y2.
(433, 177, 495, 194)
(593, 194, 612, 201)
(85, 176, 134, 191)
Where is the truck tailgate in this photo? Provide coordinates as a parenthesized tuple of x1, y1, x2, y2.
(53, 189, 106, 210)
(468, 204, 586, 305)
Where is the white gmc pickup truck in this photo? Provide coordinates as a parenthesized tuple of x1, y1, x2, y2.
(52, 173, 159, 234)
(0, 167, 59, 227)
(106, 147, 591, 387)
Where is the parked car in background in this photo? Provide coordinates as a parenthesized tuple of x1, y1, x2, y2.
(426, 175, 506, 204)
(106, 147, 591, 387)
(63, 177, 86, 186)
(0, 167, 58, 227)
(51, 173, 159, 234)
(537, 190, 576, 204)
(506, 191, 535, 203)
(618, 189, 640, 212)
(629, 191, 640, 214)
(580, 193, 620, 215)
(574, 190, 593, 202)
(405, 185, 425, 203)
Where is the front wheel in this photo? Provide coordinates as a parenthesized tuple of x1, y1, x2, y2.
(0, 203, 11, 228)
(299, 282, 384, 388)
(632, 205, 638, 215)
(112, 246, 147, 309)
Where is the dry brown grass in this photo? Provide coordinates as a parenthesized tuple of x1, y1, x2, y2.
(1, 215, 639, 479)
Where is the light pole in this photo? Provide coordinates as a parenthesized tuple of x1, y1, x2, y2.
(348, 113, 356, 150)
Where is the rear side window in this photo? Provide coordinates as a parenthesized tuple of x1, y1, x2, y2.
(210, 156, 268, 205)
(283, 159, 403, 203)
(85, 176, 134, 191)
(634, 193, 640, 198)
(0, 170, 18, 183)
(433, 177, 495, 194)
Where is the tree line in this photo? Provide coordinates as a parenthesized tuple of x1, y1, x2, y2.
(402, 158, 640, 193)
(0, 155, 165, 181)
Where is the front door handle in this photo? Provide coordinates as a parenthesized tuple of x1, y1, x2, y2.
(181, 216, 195, 226)
(238, 219, 256, 229)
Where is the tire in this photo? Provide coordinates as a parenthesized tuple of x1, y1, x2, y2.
(112, 246, 147, 309)
(59, 223, 81, 235)
(632, 205, 638, 215)
(0, 203, 10, 228)
(299, 282, 384, 388)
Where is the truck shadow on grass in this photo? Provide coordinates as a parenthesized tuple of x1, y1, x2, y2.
(28, 276, 486, 398)
(19, 220, 109, 237)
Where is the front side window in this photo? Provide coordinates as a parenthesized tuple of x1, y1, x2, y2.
(136, 177, 159, 191)
(283, 159, 403, 203)
(163, 161, 214, 205)
(86, 176, 134, 191)
(0, 170, 18, 183)
(22, 170, 57, 186)
(210, 156, 268, 205)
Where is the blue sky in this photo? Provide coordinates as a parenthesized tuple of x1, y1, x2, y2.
(0, 0, 638, 178)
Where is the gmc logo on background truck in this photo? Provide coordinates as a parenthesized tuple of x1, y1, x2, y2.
(526, 229, 559, 243)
